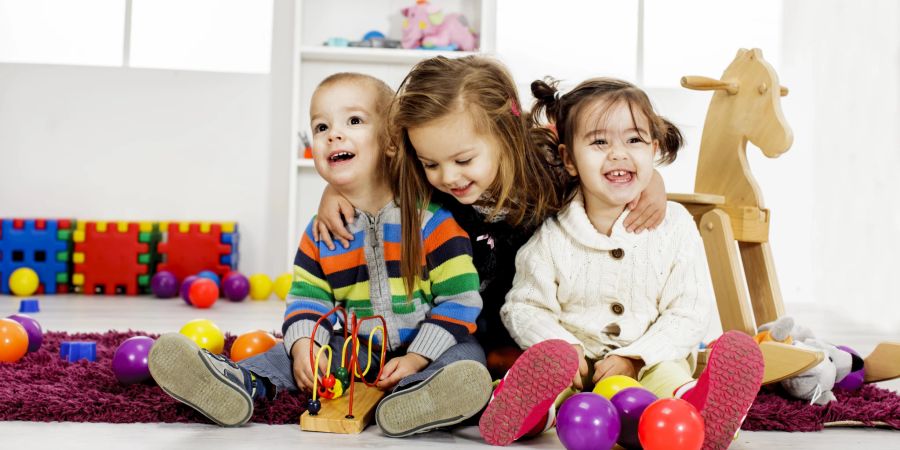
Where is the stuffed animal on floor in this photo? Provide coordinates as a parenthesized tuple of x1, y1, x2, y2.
(756, 317, 864, 405)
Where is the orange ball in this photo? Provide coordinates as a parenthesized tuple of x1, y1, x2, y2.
(0, 318, 29, 363)
(189, 278, 219, 309)
(230, 330, 278, 362)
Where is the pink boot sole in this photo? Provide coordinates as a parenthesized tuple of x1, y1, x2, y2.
(479, 339, 579, 446)
(700, 331, 765, 450)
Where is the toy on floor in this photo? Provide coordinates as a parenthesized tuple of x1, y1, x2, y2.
(556, 392, 621, 450)
(6, 314, 42, 352)
(610, 387, 657, 450)
(230, 330, 277, 362)
(0, 218, 73, 295)
(60, 341, 97, 362)
(248, 273, 273, 300)
(8, 267, 39, 296)
(222, 272, 250, 302)
(637, 398, 704, 450)
(273, 272, 292, 300)
(593, 374, 642, 399)
(179, 275, 199, 305)
(835, 345, 865, 390)
(113, 336, 154, 384)
(156, 222, 238, 282)
(188, 278, 219, 309)
(196, 270, 220, 287)
(72, 221, 159, 295)
(179, 319, 224, 354)
(150, 270, 179, 299)
(300, 306, 388, 434)
(400, 0, 477, 51)
(0, 318, 29, 363)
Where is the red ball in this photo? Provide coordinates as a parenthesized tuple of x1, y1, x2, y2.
(638, 398, 704, 450)
(189, 278, 219, 309)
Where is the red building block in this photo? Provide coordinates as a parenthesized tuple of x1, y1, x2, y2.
(72, 222, 156, 295)
(157, 222, 234, 282)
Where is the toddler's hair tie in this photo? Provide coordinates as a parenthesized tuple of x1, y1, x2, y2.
(510, 99, 520, 117)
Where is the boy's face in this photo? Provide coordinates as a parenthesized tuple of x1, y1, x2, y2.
(309, 81, 382, 190)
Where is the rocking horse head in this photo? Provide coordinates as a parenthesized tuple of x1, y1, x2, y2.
(681, 48, 793, 158)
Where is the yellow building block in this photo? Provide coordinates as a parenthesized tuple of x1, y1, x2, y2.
(73, 252, 85, 264)
(73, 230, 85, 243)
(117, 222, 129, 232)
(222, 222, 236, 233)
(96, 222, 108, 232)
(200, 222, 211, 233)
(72, 274, 85, 286)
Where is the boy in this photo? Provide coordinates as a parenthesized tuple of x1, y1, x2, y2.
(149, 73, 492, 437)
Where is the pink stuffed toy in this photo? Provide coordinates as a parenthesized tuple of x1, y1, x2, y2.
(401, 0, 478, 51)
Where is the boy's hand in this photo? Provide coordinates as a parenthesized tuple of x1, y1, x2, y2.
(624, 169, 666, 233)
(592, 354, 644, 383)
(375, 353, 430, 391)
(572, 344, 589, 390)
(313, 184, 356, 250)
(290, 338, 327, 392)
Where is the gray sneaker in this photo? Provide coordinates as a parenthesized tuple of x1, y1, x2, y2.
(149, 333, 255, 427)
(375, 360, 492, 437)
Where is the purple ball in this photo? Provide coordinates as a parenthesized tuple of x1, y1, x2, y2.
(180, 276, 199, 305)
(222, 272, 250, 302)
(112, 336, 155, 384)
(836, 345, 865, 390)
(6, 313, 43, 352)
(556, 393, 621, 450)
(611, 387, 657, 449)
(150, 271, 179, 298)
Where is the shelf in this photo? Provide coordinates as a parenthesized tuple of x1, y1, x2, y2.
(300, 46, 479, 64)
(295, 158, 315, 168)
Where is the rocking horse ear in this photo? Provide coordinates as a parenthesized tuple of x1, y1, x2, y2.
(680, 76, 740, 95)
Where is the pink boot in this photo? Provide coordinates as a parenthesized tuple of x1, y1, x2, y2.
(678, 331, 764, 450)
(479, 339, 579, 446)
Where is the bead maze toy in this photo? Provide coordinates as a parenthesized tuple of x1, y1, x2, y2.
(0, 218, 74, 294)
(156, 222, 239, 281)
(72, 221, 160, 295)
(300, 306, 389, 434)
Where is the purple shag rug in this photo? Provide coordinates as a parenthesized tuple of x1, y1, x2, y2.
(743, 384, 900, 431)
(0, 330, 308, 424)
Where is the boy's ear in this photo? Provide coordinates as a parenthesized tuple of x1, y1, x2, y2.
(559, 144, 578, 177)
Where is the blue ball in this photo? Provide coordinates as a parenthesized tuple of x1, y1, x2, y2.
(196, 270, 220, 287)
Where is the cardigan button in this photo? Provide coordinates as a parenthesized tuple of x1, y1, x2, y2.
(611, 302, 625, 315)
(610, 248, 625, 259)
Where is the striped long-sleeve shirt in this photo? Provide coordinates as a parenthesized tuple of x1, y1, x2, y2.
(282, 200, 482, 362)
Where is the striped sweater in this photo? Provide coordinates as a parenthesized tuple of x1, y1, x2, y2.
(282, 200, 482, 361)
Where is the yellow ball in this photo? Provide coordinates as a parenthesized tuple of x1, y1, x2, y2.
(248, 273, 273, 300)
(9, 267, 40, 296)
(179, 319, 224, 354)
(273, 272, 293, 301)
(592, 374, 642, 399)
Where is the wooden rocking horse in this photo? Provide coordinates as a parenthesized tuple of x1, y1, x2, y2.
(671, 49, 822, 383)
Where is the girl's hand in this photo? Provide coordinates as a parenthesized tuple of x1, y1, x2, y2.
(572, 344, 589, 390)
(624, 169, 667, 233)
(375, 353, 430, 391)
(290, 338, 327, 392)
(313, 184, 356, 250)
(592, 355, 644, 383)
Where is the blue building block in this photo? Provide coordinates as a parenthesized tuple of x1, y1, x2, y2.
(18, 298, 40, 313)
(60, 341, 97, 362)
(0, 219, 72, 294)
(220, 225, 240, 270)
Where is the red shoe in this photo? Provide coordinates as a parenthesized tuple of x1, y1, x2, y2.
(479, 339, 579, 446)
(680, 331, 764, 450)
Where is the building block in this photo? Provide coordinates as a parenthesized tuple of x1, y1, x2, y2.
(72, 221, 160, 295)
(18, 298, 40, 313)
(157, 222, 239, 281)
(0, 218, 74, 295)
(60, 341, 97, 362)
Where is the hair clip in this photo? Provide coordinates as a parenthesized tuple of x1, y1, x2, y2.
(510, 99, 521, 117)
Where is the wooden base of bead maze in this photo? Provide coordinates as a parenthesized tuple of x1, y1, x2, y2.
(300, 383, 386, 434)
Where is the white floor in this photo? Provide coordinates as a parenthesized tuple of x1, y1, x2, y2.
(1, 295, 897, 450)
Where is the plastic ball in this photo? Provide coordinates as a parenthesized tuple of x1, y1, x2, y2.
(150, 271, 179, 298)
(638, 398, 704, 450)
(180, 275, 199, 305)
(836, 345, 865, 390)
(556, 392, 620, 450)
(610, 387, 657, 449)
(593, 374, 642, 400)
(112, 336, 155, 384)
(5, 314, 42, 353)
(0, 318, 29, 363)
(179, 319, 225, 354)
(196, 270, 221, 287)
(9, 267, 39, 296)
(189, 278, 219, 309)
(230, 330, 277, 362)
(321, 374, 336, 389)
(273, 272, 293, 300)
(222, 272, 250, 302)
(335, 367, 350, 388)
(248, 273, 273, 300)
(307, 399, 321, 415)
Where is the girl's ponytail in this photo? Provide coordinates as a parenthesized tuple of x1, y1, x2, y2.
(656, 117, 684, 165)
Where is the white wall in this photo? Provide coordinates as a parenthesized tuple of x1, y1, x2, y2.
(0, 63, 286, 275)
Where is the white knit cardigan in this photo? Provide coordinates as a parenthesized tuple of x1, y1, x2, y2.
(501, 191, 713, 371)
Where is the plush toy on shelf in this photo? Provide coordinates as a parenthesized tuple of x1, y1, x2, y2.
(401, 0, 477, 51)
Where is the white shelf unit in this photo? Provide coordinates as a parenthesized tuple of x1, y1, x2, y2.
(286, 0, 496, 265)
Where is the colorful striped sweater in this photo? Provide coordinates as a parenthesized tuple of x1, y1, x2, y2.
(282, 200, 482, 361)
